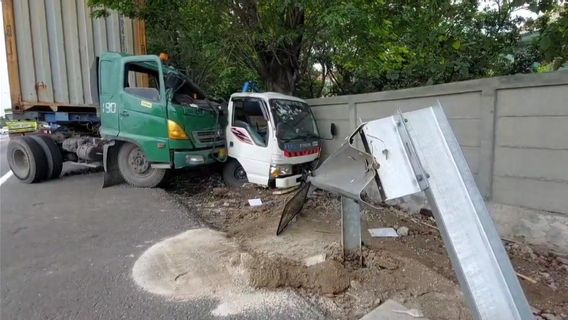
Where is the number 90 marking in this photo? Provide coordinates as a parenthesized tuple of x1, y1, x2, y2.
(104, 102, 117, 114)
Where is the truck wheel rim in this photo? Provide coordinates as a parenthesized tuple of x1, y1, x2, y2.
(234, 166, 247, 181)
(128, 147, 150, 175)
(11, 148, 30, 178)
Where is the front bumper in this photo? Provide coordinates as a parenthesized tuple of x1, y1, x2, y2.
(173, 148, 224, 169)
(275, 174, 302, 188)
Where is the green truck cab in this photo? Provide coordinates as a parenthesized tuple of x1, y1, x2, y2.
(98, 53, 225, 187)
(6, 52, 225, 188)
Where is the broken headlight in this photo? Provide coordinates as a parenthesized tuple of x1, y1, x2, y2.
(270, 164, 293, 178)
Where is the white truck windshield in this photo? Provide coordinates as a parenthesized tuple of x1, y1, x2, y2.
(270, 99, 319, 141)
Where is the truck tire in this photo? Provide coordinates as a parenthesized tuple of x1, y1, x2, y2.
(7, 136, 49, 183)
(29, 135, 63, 180)
(117, 143, 166, 188)
(223, 159, 248, 188)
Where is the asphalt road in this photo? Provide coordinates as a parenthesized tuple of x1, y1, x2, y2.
(0, 163, 323, 319)
(0, 135, 9, 177)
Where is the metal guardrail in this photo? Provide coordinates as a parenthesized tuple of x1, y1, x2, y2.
(282, 104, 533, 319)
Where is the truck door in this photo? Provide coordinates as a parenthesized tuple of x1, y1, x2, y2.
(117, 56, 170, 163)
(99, 58, 120, 137)
(227, 98, 272, 185)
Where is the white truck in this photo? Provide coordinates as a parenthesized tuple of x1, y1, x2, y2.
(222, 92, 328, 188)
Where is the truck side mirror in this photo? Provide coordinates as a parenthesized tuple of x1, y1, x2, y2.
(330, 123, 337, 137)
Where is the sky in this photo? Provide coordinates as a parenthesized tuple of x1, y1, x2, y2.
(0, 5, 9, 117)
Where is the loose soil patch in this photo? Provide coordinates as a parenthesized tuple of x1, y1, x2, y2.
(131, 228, 326, 318)
(163, 169, 568, 320)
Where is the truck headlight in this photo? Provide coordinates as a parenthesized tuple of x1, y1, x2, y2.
(168, 120, 189, 140)
(270, 164, 292, 178)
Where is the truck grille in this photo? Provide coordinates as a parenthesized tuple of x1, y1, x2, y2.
(193, 130, 225, 145)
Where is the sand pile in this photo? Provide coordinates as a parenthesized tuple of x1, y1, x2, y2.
(131, 228, 352, 317)
(238, 252, 350, 294)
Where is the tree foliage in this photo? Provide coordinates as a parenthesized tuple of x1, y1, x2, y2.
(88, 0, 567, 98)
(530, 1, 568, 70)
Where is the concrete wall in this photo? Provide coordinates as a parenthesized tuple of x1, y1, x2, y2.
(307, 72, 568, 253)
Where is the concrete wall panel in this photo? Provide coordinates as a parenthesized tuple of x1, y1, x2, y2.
(462, 146, 480, 174)
(498, 85, 568, 117)
(494, 148, 568, 182)
(447, 119, 481, 148)
(355, 92, 481, 120)
(493, 176, 568, 214)
(496, 117, 568, 149)
(311, 104, 350, 121)
(311, 104, 351, 159)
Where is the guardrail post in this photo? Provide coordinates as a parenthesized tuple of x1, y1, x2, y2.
(341, 196, 362, 262)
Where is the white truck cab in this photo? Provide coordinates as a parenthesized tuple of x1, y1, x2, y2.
(223, 92, 321, 188)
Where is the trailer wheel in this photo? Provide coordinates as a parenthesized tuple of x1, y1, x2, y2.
(117, 143, 166, 188)
(223, 159, 248, 188)
(7, 136, 49, 183)
(29, 135, 63, 180)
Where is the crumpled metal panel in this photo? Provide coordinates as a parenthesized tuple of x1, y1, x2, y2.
(310, 126, 378, 202)
(362, 115, 424, 200)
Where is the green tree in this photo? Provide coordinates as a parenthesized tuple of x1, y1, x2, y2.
(319, 0, 527, 94)
(90, 0, 331, 95)
(89, 0, 544, 98)
(532, 2, 568, 70)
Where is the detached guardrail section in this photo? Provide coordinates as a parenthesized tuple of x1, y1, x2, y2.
(308, 72, 568, 254)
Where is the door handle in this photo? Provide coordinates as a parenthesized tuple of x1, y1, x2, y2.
(120, 110, 129, 117)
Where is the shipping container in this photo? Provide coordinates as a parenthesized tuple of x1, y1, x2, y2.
(2, 0, 146, 115)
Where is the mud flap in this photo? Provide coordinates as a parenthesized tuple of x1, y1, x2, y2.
(102, 141, 124, 188)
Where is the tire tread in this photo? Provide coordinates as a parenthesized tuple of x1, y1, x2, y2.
(29, 135, 63, 180)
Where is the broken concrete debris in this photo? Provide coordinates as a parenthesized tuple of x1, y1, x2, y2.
(368, 228, 399, 238)
(248, 198, 263, 207)
(360, 299, 428, 320)
(392, 308, 425, 318)
(304, 254, 326, 267)
(367, 226, 410, 238)
(396, 226, 409, 237)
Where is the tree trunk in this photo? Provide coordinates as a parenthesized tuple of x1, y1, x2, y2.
(261, 63, 297, 95)
(231, 1, 305, 95)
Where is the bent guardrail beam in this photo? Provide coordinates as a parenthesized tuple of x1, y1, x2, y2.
(279, 104, 532, 320)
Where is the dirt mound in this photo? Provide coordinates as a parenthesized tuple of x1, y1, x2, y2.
(239, 252, 350, 294)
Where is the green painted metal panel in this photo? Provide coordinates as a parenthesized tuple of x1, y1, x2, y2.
(117, 55, 170, 163)
(98, 52, 222, 165)
(99, 53, 121, 137)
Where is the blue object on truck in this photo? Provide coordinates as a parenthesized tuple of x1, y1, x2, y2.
(242, 81, 261, 93)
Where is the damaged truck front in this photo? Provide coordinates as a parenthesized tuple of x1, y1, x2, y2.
(3, 2, 324, 189)
(7, 52, 325, 189)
